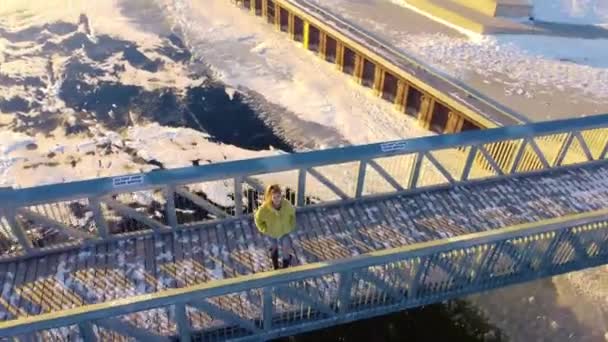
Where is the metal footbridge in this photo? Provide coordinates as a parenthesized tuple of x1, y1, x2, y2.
(0, 114, 607, 341)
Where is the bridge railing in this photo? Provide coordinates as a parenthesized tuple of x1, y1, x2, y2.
(1, 208, 607, 341)
(0, 114, 607, 258)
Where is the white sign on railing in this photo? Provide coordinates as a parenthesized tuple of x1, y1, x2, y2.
(112, 175, 145, 188)
(380, 141, 408, 153)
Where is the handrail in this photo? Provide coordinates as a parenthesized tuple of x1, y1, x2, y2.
(0, 207, 606, 337)
(1, 113, 607, 208)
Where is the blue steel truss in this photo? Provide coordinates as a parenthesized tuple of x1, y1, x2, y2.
(0, 114, 607, 340)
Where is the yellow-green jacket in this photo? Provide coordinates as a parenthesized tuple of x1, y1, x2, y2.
(254, 199, 296, 238)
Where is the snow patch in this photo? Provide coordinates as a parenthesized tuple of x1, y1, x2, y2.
(224, 86, 237, 100)
(533, 0, 608, 25)
(0, 132, 35, 155)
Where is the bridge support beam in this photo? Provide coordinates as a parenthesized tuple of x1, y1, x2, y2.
(318, 32, 327, 59)
(288, 12, 295, 40)
(373, 67, 385, 96)
(353, 54, 364, 84)
(335, 42, 345, 71)
(394, 80, 408, 112)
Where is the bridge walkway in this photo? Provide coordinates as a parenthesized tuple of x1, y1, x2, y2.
(0, 162, 607, 338)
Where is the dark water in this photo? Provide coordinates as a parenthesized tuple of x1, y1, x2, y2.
(0, 17, 291, 153)
(274, 301, 503, 342)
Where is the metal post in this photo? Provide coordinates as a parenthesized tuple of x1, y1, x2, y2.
(574, 132, 594, 161)
(461, 146, 478, 181)
(234, 177, 243, 216)
(337, 271, 353, 314)
(355, 160, 367, 198)
(408, 257, 428, 301)
(297, 169, 306, 207)
(407, 152, 423, 189)
(263, 287, 273, 331)
(554, 133, 575, 167)
(175, 303, 191, 342)
(78, 322, 96, 341)
(89, 197, 109, 239)
(164, 185, 178, 229)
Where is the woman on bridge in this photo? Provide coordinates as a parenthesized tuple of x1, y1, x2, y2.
(254, 184, 296, 270)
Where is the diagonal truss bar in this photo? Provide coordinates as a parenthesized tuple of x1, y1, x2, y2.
(95, 318, 169, 342)
(423, 152, 455, 183)
(355, 161, 367, 198)
(537, 229, 570, 274)
(407, 258, 429, 299)
(189, 299, 261, 334)
(408, 152, 424, 189)
(174, 187, 229, 219)
(2, 209, 33, 252)
(554, 133, 576, 167)
(564, 231, 590, 263)
(527, 139, 550, 169)
(307, 168, 349, 200)
(275, 285, 336, 317)
(17, 208, 95, 240)
(573, 132, 594, 161)
(509, 138, 528, 173)
(500, 241, 528, 272)
(357, 269, 403, 303)
(103, 198, 169, 232)
(460, 146, 478, 181)
(601, 139, 608, 160)
(432, 254, 469, 287)
(477, 145, 505, 176)
(367, 160, 404, 191)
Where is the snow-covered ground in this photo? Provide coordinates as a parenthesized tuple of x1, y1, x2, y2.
(312, 0, 608, 121)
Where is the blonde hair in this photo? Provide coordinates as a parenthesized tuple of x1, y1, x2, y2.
(263, 184, 282, 205)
